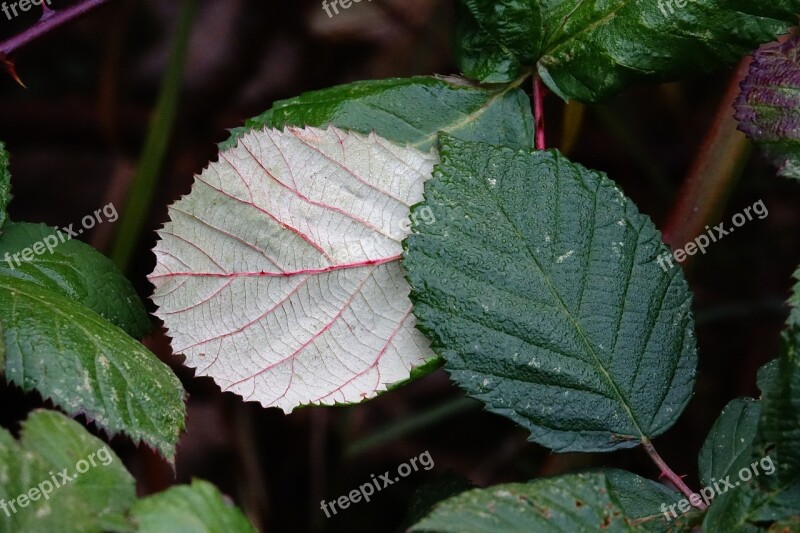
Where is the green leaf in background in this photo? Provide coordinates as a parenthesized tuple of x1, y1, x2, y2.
(758, 360, 779, 397)
(222, 76, 535, 151)
(0, 274, 186, 461)
(0, 410, 135, 533)
(698, 398, 763, 487)
(704, 277, 800, 531)
(454, 1, 541, 83)
(758, 330, 800, 490)
(0, 222, 151, 339)
(410, 470, 686, 533)
(456, 0, 800, 102)
(130, 479, 256, 533)
(0, 141, 10, 230)
(736, 36, 800, 181)
(404, 135, 697, 452)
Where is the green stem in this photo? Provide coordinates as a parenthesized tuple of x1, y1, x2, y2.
(345, 397, 478, 457)
(109, 0, 197, 270)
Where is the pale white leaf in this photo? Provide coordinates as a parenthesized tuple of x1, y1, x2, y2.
(149, 125, 439, 412)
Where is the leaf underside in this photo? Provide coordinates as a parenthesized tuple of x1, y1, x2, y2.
(404, 135, 697, 452)
(151, 126, 439, 412)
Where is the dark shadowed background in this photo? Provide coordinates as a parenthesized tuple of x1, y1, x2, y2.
(1, 1, 799, 531)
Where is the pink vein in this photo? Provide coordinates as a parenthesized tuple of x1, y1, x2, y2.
(148, 255, 399, 280)
(311, 304, 414, 404)
(159, 278, 234, 316)
(175, 274, 312, 353)
(223, 266, 377, 394)
(239, 138, 397, 240)
(194, 171, 333, 263)
(287, 130, 407, 205)
(168, 205, 284, 273)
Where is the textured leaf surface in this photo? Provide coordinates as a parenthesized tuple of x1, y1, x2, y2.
(759, 330, 800, 487)
(705, 284, 800, 531)
(736, 37, 800, 180)
(0, 222, 151, 338)
(456, 0, 800, 101)
(0, 410, 135, 533)
(411, 470, 684, 533)
(699, 398, 763, 487)
(130, 479, 255, 533)
(0, 141, 10, 230)
(404, 135, 697, 452)
(151, 126, 439, 412)
(222, 76, 534, 151)
(0, 274, 186, 460)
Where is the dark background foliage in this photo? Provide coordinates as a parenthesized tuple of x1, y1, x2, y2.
(1, 1, 798, 531)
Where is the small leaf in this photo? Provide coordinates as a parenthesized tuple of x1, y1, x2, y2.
(130, 479, 256, 533)
(759, 330, 800, 487)
(0, 222, 151, 338)
(758, 360, 779, 397)
(736, 36, 800, 180)
(701, 486, 762, 533)
(404, 135, 697, 452)
(0, 409, 135, 533)
(698, 398, 763, 487)
(0, 274, 186, 460)
(221, 76, 534, 151)
(0, 140, 12, 230)
(456, 0, 799, 101)
(151, 126, 439, 412)
(410, 470, 685, 533)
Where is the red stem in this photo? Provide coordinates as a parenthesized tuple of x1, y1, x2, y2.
(0, 0, 112, 56)
(643, 439, 707, 510)
(661, 58, 752, 249)
(533, 76, 546, 150)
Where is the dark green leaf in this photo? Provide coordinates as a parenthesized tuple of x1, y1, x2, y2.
(455, 1, 540, 83)
(404, 473, 474, 529)
(0, 409, 135, 533)
(410, 470, 685, 533)
(404, 135, 697, 452)
(221, 76, 534, 151)
(0, 141, 11, 230)
(0, 275, 185, 460)
(759, 331, 800, 486)
(758, 360, 779, 397)
(456, 0, 800, 101)
(130, 479, 256, 533)
(736, 36, 800, 180)
(0, 222, 151, 339)
(699, 398, 763, 487)
(701, 486, 762, 533)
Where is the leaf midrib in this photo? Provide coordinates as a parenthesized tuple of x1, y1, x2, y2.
(481, 154, 646, 442)
(412, 74, 531, 149)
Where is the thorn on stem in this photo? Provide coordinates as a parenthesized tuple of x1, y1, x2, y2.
(0, 54, 26, 88)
